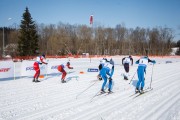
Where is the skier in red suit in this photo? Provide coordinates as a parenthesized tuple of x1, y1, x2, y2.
(57, 62, 73, 83)
(33, 54, 48, 82)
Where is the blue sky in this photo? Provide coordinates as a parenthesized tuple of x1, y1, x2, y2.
(0, 0, 180, 41)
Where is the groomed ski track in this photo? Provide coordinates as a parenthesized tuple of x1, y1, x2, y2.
(0, 57, 180, 120)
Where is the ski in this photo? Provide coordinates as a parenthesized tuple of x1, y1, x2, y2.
(90, 91, 113, 102)
(129, 88, 153, 97)
(133, 88, 153, 98)
(129, 92, 139, 97)
(104, 91, 114, 96)
(96, 92, 107, 96)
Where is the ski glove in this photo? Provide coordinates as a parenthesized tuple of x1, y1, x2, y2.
(109, 77, 112, 83)
(135, 59, 140, 64)
(152, 60, 156, 64)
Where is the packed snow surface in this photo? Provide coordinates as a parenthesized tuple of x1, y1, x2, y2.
(0, 56, 180, 120)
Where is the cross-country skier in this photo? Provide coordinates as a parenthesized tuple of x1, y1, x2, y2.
(100, 59, 114, 93)
(97, 58, 109, 80)
(33, 54, 48, 82)
(135, 56, 156, 93)
(109, 58, 115, 66)
(57, 62, 73, 83)
(122, 56, 133, 80)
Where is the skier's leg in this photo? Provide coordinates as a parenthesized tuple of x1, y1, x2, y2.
(33, 62, 38, 82)
(33, 62, 40, 82)
(35, 69, 40, 82)
(124, 63, 129, 80)
(136, 69, 141, 89)
(101, 76, 107, 92)
(61, 69, 67, 83)
(141, 71, 145, 90)
(108, 79, 112, 92)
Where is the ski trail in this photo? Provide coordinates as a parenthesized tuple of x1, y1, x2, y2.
(0, 58, 180, 120)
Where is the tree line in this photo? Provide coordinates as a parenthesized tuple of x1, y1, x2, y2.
(0, 7, 180, 58)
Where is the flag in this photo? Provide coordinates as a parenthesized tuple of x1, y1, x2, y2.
(90, 15, 93, 25)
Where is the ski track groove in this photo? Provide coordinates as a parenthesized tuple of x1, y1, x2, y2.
(139, 89, 180, 120)
(64, 74, 180, 120)
(0, 86, 97, 119)
(0, 79, 95, 108)
(0, 76, 176, 119)
(57, 64, 180, 120)
(85, 74, 180, 120)
(35, 75, 180, 120)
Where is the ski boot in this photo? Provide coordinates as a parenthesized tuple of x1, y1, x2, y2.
(135, 87, 139, 93)
(32, 78, 35, 82)
(61, 79, 66, 83)
(101, 89, 106, 94)
(124, 76, 128, 80)
(108, 88, 113, 94)
(35, 79, 41, 82)
(139, 88, 144, 94)
(61, 80, 66, 83)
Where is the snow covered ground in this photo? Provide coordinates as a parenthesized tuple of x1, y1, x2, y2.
(0, 56, 180, 120)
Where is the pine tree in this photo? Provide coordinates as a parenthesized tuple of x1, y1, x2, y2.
(18, 7, 39, 56)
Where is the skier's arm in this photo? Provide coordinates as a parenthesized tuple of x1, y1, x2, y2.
(110, 66, 114, 78)
(144, 67, 146, 74)
(67, 64, 73, 69)
(98, 64, 102, 70)
(122, 58, 125, 65)
(130, 58, 133, 65)
(148, 58, 156, 64)
(107, 66, 114, 80)
(40, 58, 48, 64)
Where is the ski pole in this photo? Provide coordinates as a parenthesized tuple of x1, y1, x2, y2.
(90, 89, 101, 102)
(129, 71, 136, 84)
(90, 84, 109, 102)
(76, 80, 98, 99)
(149, 64, 154, 89)
(46, 60, 49, 78)
(90, 88, 105, 103)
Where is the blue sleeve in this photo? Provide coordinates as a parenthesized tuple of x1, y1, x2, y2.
(110, 66, 114, 77)
(106, 66, 114, 78)
(135, 59, 139, 64)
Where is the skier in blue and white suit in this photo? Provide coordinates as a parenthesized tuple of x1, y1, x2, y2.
(100, 59, 114, 93)
(97, 58, 108, 80)
(135, 56, 156, 93)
